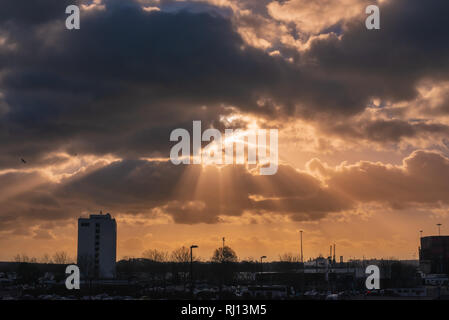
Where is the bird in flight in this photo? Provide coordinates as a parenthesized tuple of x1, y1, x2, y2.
(20, 158, 26, 164)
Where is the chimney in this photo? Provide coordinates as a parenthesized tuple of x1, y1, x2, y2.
(332, 243, 335, 263)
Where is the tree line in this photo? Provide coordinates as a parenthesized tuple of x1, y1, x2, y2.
(13, 251, 74, 264)
(135, 246, 239, 263)
(11, 246, 302, 264)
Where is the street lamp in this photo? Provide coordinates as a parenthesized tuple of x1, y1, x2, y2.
(260, 256, 267, 272)
(190, 245, 198, 291)
(259, 256, 267, 287)
(418, 230, 424, 260)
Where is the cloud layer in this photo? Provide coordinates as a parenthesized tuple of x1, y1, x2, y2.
(1, 0, 449, 258)
(1, 0, 448, 170)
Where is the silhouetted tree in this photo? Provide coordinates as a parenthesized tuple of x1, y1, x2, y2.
(211, 246, 238, 292)
(279, 253, 300, 263)
(142, 249, 169, 262)
(141, 250, 170, 286)
(211, 246, 238, 263)
(277, 253, 302, 272)
(14, 254, 37, 263)
(171, 246, 192, 263)
(171, 246, 199, 289)
(52, 251, 70, 264)
(239, 257, 259, 273)
(40, 253, 53, 264)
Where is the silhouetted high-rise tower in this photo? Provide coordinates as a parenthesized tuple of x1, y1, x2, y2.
(77, 213, 116, 279)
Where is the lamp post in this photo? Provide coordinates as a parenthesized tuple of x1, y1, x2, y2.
(419, 230, 423, 260)
(260, 256, 267, 272)
(190, 245, 198, 292)
(260, 256, 267, 288)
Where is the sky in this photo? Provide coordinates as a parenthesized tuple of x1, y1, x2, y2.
(1, 0, 449, 262)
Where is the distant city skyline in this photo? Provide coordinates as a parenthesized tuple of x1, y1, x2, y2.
(1, 211, 446, 262)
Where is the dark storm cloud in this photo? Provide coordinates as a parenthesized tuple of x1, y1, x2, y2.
(0, 0, 77, 26)
(60, 160, 353, 223)
(1, 0, 449, 231)
(309, 150, 449, 209)
(1, 0, 448, 166)
(322, 119, 449, 143)
(0, 160, 353, 230)
(303, 0, 449, 110)
(6, 0, 449, 166)
(0, 169, 80, 235)
(0, 0, 305, 167)
(2, 150, 449, 231)
(4, 149, 449, 229)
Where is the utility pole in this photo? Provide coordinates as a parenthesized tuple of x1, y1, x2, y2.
(190, 245, 198, 292)
(437, 224, 442, 236)
(222, 237, 225, 263)
(260, 256, 267, 287)
(260, 255, 267, 275)
(332, 243, 336, 264)
(300, 230, 303, 263)
(419, 230, 423, 259)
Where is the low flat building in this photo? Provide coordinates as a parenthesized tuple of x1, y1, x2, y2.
(419, 236, 449, 275)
